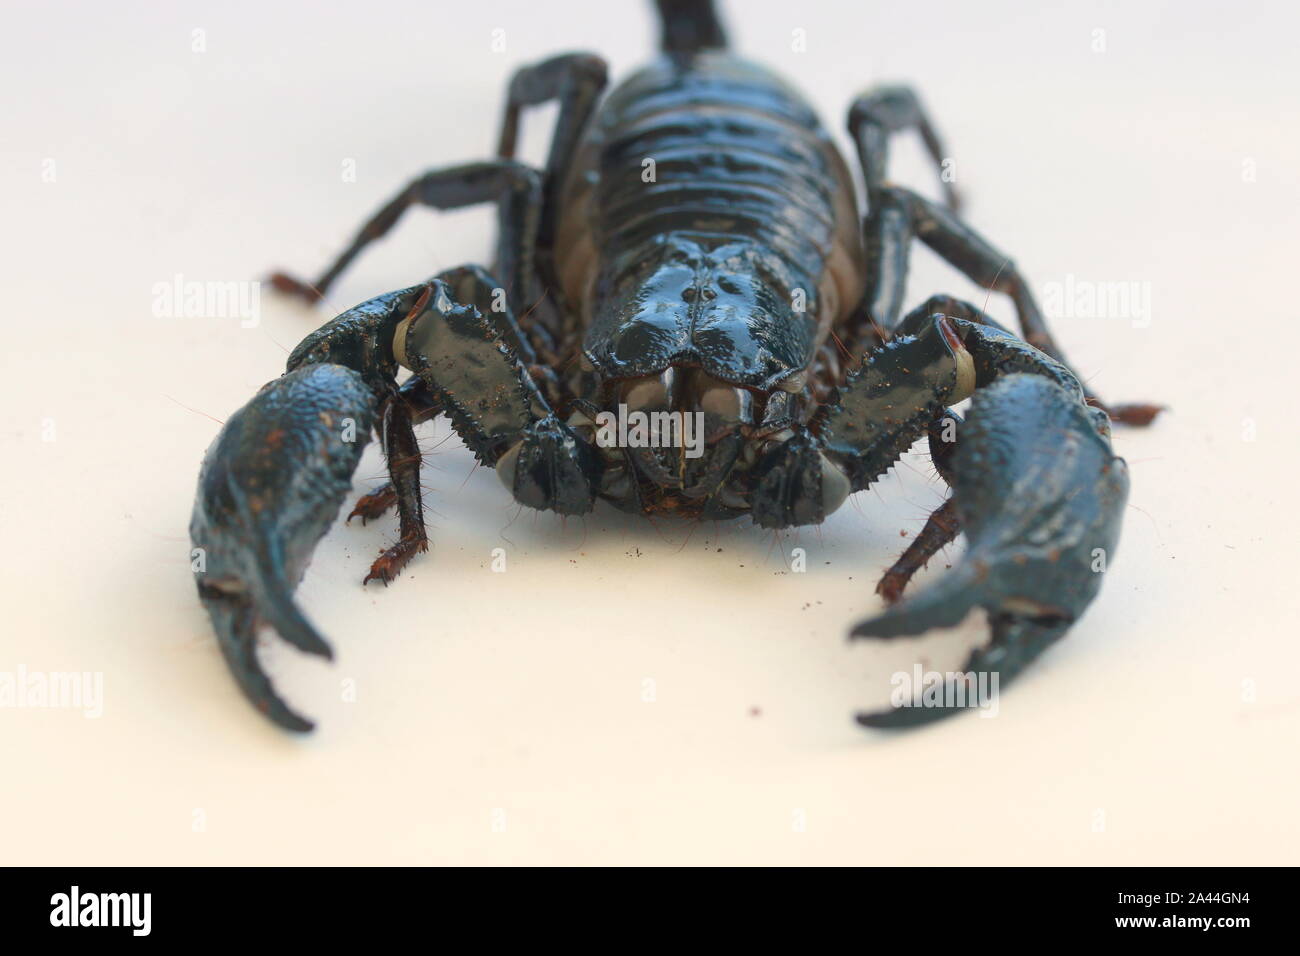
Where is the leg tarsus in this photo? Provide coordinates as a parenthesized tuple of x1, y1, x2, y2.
(1088, 398, 1165, 427)
(363, 532, 429, 586)
(268, 271, 325, 304)
(348, 484, 397, 524)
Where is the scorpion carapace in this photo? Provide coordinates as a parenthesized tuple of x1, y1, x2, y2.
(196, 0, 1158, 731)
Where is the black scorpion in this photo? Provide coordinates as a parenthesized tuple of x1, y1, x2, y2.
(192, 0, 1158, 730)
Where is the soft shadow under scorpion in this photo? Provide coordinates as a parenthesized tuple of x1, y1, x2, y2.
(191, 0, 1159, 731)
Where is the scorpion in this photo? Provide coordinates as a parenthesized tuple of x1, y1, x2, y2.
(191, 0, 1158, 731)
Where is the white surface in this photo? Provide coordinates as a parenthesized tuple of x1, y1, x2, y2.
(2, 0, 1297, 865)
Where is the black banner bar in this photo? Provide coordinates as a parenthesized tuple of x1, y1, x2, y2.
(0, 866, 1283, 941)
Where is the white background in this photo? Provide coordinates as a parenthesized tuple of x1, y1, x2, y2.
(2, 0, 1297, 864)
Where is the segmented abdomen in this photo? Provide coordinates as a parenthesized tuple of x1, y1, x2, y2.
(593, 55, 846, 281)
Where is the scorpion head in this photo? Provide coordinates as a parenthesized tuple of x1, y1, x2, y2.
(572, 234, 848, 517)
(584, 233, 821, 391)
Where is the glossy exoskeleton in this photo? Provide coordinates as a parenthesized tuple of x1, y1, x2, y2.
(192, 0, 1158, 731)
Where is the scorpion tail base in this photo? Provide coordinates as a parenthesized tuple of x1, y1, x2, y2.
(656, 0, 728, 54)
